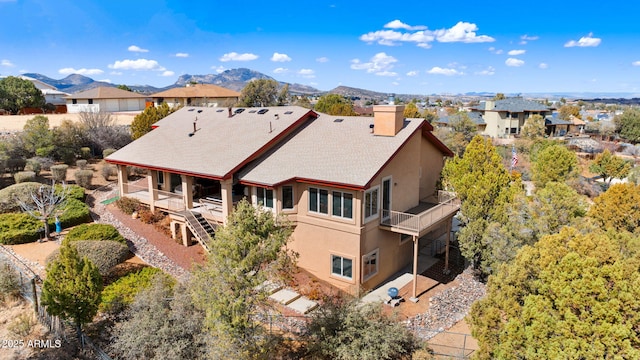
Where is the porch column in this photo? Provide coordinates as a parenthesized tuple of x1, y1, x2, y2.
(160, 171, 170, 191)
(181, 175, 194, 210)
(220, 179, 234, 225)
(444, 220, 452, 274)
(147, 171, 158, 212)
(117, 164, 127, 196)
(181, 223, 192, 246)
(410, 235, 419, 303)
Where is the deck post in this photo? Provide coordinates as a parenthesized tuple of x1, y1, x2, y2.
(147, 171, 158, 212)
(410, 234, 419, 302)
(444, 220, 451, 274)
(181, 175, 193, 210)
(220, 179, 234, 225)
(117, 164, 127, 196)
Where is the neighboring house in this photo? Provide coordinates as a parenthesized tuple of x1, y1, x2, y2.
(19, 76, 70, 105)
(544, 114, 572, 137)
(470, 98, 552, 138)
(150, 84, 240, 108)
(106, 105, 459, 296)
(65, 86, 147, 113)
(435, 111, 487, 134)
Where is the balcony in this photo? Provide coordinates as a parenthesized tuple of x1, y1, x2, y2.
(380, 191, 460, 237)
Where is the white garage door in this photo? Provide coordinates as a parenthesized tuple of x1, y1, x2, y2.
(126, 99, 140, 111)
(105, 99, 119, 112)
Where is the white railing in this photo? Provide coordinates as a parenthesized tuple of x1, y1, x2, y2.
(380, 191, 460, 235)
(123, 183, 185, 213)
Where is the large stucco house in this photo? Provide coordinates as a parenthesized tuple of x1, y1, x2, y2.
(106, 105, 459, 297)
(469, 98, 552, 138)
(150, 84, 241, 108)
(65, 87, 147, 113)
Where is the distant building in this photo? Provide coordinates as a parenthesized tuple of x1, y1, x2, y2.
(64, 87, 147, 113)
(150, 84, 240, 108)
(470, 98, 552, 138)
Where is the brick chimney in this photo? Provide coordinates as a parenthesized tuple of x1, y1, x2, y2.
(372, 105, 405, 136)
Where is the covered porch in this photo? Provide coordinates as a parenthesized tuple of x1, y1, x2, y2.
(379, 191, 461, 302)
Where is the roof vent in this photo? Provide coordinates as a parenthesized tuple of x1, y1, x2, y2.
(257, 109, 269, 114)
(197, 109, 203, 113)
(248, 110, 257, 113)
(334, 119, 343, 123)
(284, 111, 293, 115)
(216, 109, 224, 112)
(188, 108, 195, 112)
(234, 108, 245, 114)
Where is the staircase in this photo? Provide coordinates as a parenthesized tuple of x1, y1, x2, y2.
(182, 210, 216, 252)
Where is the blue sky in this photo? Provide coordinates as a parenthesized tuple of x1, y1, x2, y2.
(1, 0, 640, 95)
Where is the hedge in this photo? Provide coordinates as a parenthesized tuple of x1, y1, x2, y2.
(55, 198, 91, 229)
(0, 213, 42, 245)
(99, 267, 168, 314)
(47, 240, 131, 276)
(65, 223, 126, 244)
(0, 183, 85, 214)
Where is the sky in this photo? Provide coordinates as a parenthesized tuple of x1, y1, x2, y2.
(1, 0, 640, 96)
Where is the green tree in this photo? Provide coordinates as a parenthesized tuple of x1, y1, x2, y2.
(117, 84, 132, 91)
(130, 102, 177, 140)
(442, 135, 521, 278)
(588, 183, 640, 233)
(238, 79, 279, 107)
(422, 108, 438, 123)
(52, 119, 86, 164)
(531, 144, 578, 188)
(301, 298, 420, 359)
(403, 101, 421, 118)
(616, 108, 640, 143)
(436, 112, 478, 156)
(469, 226, 640, 359)
(21, 115, 54, 157)
(189, 199, 294, 357)
(292, 95, 312, 109)
(0, 76, 45, 114)
(520, 114, 546, 139)
(558, 104, 581, 120)
(492, 93, 505, 101)
(314, 94, 356, 116)
(589, 149, 631, 186)
(276, 83, 289, 106)
(530, 181, 586, 236)
(42, 242, 102, 341)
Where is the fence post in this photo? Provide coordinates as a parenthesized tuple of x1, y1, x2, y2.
(31, 277, 39, 314)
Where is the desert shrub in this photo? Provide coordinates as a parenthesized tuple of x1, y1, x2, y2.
(115, 197, 141, 215)
(128, 166, 147, 177)
(6, 158, 26, 173)
(101, 163, 117, 181)
(32, 156, 55, 171)
(0, 260, 21, 303)
(53, 198, 91, 229)
(50, 164, 68, 183)
(24, 158, 41, 176)
(80, 147, 91, 159)
(14, 171, 35, 183)
(47, 240, 130, 276)
(0, 213, 42, 244)
(0, 182, 43, 213)
(8, 313, 36, 337)
(65, 223, 126, 244)
(137, 208, 165, 224)
(74, 169, 93, 188)
(100, 267, 166, 314)
(56, 183, 85, 201)
(75, 159, 88, 170)
(102, 148, 117, 158)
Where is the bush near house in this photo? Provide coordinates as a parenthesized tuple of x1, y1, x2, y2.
(14, 171, 35, 183)
(50, 164, 69, 183)
(99, 267, 168, 315)
(46, 240, 130, 276)
(115, 197, 142, 215)
(74, 169, 93, 188)
(56, 198, 91, 229)
(0, 213, 42, 244)
(65, 223, 126, 244)
(0, 182, 44, 213)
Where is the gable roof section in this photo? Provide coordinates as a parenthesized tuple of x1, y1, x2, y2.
(106, 106, 315, 179)
(437, 112, 485, 125)
(473, 99, 550, 113)
(238, 114, 453, 189)
(151, 84, 241, 99)
(66, 86, 146, 99)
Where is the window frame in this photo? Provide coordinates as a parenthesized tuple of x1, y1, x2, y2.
(331, 190, 353, 219)
(282, 185, 294, 210)
(362, 249, 379, 282)
(331, 254, 353, 280)
(363, 186, 380, 223)
(309, 187, 329, 215)
(256, 187, 274, 209)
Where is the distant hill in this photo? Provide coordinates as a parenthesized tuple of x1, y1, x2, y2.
(22, 73, 118, 94)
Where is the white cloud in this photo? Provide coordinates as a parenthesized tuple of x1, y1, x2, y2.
(508, 49, 526, 56)
(520, 34, 539, 44)
(58, 67, 104, 75)
(360, 20, 493, 48)
(219, 52, 258, 62)
(383, 19, 427, 31)
(97, 79, 111, 83)
(175, 53, 189, 58)
(1, 59, 14, 67)
(376, 71, 397, 77)
(350, 52, 398, 75)
(271, 52, 291, 62)
(108, 59, 165, 71)
(489, 47, 503, 54)
(475, 66, 495, 76)
(211, 65, 226, 73)
(539, 63, 549, 69)
(273, 67, 288, 74)
(406, 70, 419, 76)
(632, 61, 640, 67)
(128, 45, 149, 53)
(160, 70, 175, 77)
(564, 33, 601, 47)
(110, 71, 123, 75)
(505, 58, 525, 67)
(298, 69, 315, 78)
(427, 67, 463, 76)
(316, 57, 329, 63)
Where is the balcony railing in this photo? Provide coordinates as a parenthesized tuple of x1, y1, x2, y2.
(380, 191, 460, 236)
(123, 183, 185, 213)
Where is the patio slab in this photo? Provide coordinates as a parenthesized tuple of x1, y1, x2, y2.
(269, 288, 301, 305)
(287, 296, 319, 314)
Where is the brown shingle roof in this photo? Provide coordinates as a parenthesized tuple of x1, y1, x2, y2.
(66, 86, 146, 99)
(151, 84, 240, 99)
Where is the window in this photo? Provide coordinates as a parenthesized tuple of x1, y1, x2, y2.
(362, 250, 379, 281)
(157, 172, 164, 188)
(331, 255, 352, 279)
(364, 187, 379, 222)
(332, 191, 353, 219)
(309, 187, 328, 214)
(257, 187, 273, 208)
(510, 127, 517, 134)
(282, 186, 294, 210)
(88, 99, 93, 104)
(72, 99, 77, 105)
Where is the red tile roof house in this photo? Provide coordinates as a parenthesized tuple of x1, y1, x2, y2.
(106, 105, 459, 298)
